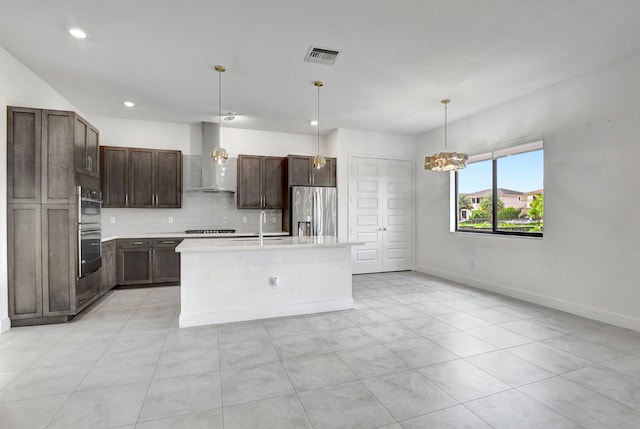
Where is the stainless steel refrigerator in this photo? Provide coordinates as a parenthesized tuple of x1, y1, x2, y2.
(291, 186, 337, 237)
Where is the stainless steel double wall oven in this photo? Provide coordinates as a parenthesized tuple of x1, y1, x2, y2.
(77, 186, 102, 278)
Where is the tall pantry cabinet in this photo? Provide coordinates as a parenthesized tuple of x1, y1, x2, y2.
(6, 106, 101, 326)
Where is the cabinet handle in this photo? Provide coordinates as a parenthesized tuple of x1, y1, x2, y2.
(88, 156, 92, 171)
(131, 241, 144, 245)
(161, 241, 175, 244)
(125, 194, 129, 206)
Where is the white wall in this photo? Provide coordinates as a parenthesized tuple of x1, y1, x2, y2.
(415, 52, 640, 330)
(0, 47, 81, 333)
(334, 128, 417, 240)
(93, 117, 321, 157)
(92, 117, 201, 154)
(222, 127, 319, 158)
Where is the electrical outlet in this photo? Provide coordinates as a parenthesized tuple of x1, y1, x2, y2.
(242, 217, 247, 223)
(110, 216, 116, 224)
(168, 216, 173, 224)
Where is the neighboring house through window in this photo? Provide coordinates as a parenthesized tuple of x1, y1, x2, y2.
(455, 140, 544, 236)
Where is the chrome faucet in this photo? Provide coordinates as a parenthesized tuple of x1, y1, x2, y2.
(259, 211, 266, 245)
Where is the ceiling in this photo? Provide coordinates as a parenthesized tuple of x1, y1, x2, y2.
(2, 0, 640, 136)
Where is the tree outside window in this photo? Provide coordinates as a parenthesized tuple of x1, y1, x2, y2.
(456, 143, 543, 236)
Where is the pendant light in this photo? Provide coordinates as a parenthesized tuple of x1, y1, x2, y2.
(312, 80, 326, 169)
(211, 65, 229, 164)
(424, 99, 468, 172)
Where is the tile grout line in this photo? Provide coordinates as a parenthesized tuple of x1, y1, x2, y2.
(43, 290, 140, 428)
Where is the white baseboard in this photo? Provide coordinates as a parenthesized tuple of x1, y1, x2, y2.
(416, 265, 640, 332)
(179, 298, 354, 328)
(0, 317, 11, 334)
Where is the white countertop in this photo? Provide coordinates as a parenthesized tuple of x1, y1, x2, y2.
(102, 231, 289, 242)
(176, 236, 363, 252)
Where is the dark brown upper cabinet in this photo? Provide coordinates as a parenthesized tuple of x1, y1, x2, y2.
(101, 146, 128, 207)
(100, 146, 182, 208)
(155, 150, 182, 207)
(74, 115, 100, 178)
(237, 155, 286, 209)
(7, 107, 79, 205)
(287, 155, 336, 187)
(129, 148, 155, 207)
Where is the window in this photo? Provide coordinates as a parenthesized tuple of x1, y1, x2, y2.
(456, 141, 543, 236)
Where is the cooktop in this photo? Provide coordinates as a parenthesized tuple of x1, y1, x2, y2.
(185, 229, 236, 234)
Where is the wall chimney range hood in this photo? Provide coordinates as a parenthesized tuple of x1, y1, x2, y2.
(185, 122, 236, 193)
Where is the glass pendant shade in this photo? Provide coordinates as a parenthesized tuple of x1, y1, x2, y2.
(212, 64, 228, 164)
(424, 152, 468, 171)
(312, 154, 326, 169)
(424, 99, 468, 172)
(211, 147, 228, 164)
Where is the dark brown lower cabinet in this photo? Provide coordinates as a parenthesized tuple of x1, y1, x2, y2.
(117, 240, 153, 285)
(41, 205, 77, 315)
(101, 240, 117, 294)
(76, 269, 102, 309)
(7, 203, 102, 326)
(116, 238, 181, 286)
(8, 204, 42, 320)
(152, 239, 182, 283)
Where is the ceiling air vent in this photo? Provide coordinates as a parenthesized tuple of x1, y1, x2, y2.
(304, 46, 341, 66)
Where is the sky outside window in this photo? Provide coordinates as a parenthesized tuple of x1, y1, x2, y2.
(459, 150, 543, 194)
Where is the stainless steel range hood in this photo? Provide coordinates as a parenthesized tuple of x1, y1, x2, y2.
(185, 122, 236, 193)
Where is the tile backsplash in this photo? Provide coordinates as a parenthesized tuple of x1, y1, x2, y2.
(102, 192, 282, 237)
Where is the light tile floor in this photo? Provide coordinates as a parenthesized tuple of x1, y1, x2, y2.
(1, 271, 640, 428)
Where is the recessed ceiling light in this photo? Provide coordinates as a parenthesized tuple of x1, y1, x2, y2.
(124, 101, 135, 107)
(310, 120, 319, 126)
(68, 28, 87, 39)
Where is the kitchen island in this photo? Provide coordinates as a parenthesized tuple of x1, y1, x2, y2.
(176, 236, 359, 327)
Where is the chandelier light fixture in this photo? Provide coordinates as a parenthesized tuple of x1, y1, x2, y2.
(211, 65, 229, 164)
(312, 80, 326, 169)
(424, 99, 468, 172)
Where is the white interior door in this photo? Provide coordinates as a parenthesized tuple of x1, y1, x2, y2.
(349, 157, 383, 273)
(382, 159, 413, 271)
(349, 156, 413, 274)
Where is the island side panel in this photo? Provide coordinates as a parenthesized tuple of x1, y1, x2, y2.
(179, 246, 354, 327)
